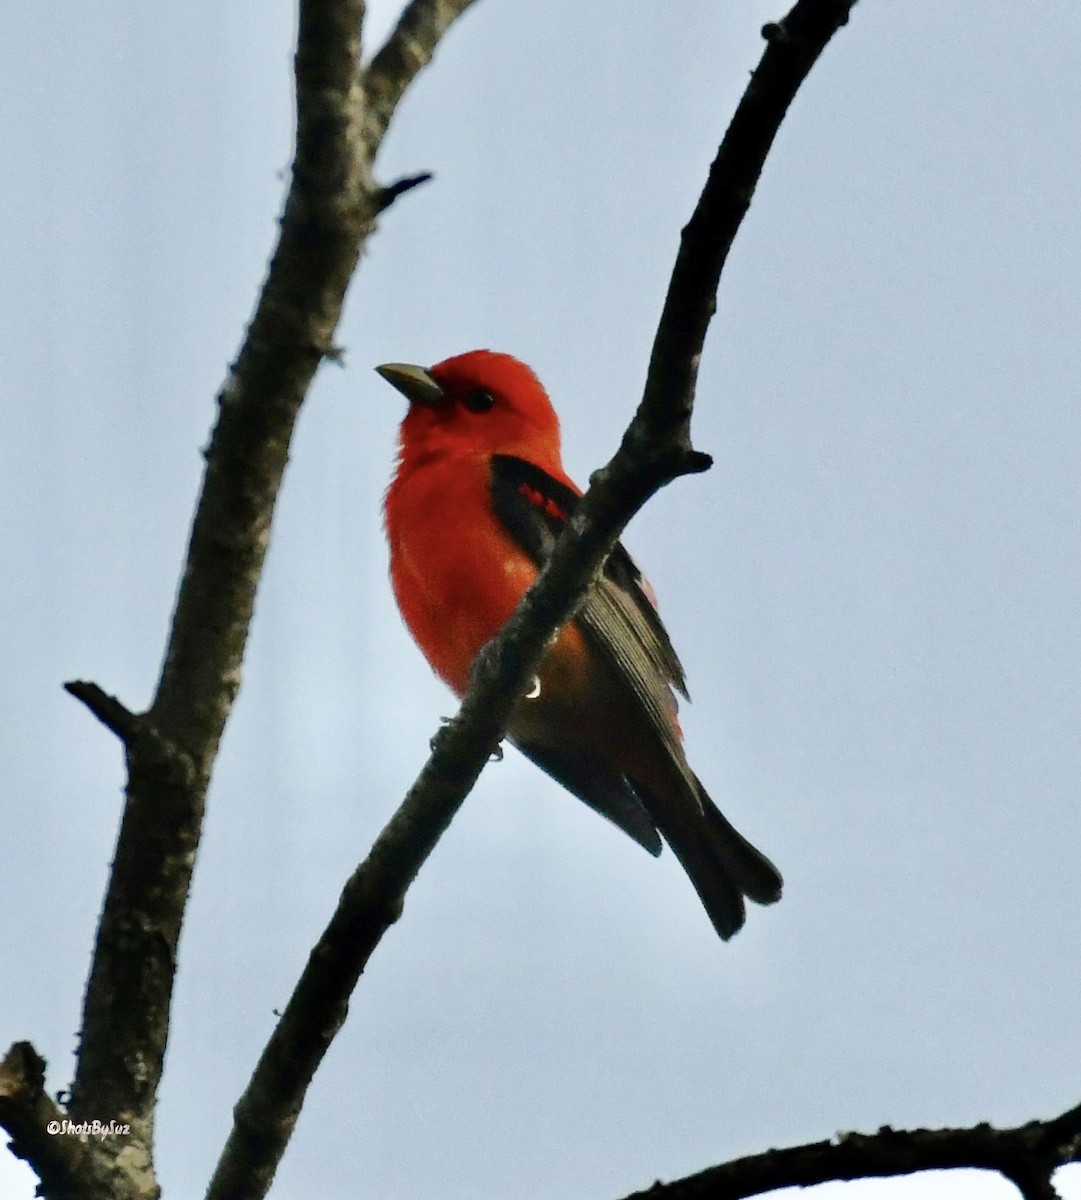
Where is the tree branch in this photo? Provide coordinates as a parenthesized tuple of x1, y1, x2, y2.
(69, 0, 371, 1153)
(51, 0, 475, 1195)
(63, 681, 140, 743)
(0, 1044, 91, 1200)
(639, 0, 856, 445)
(617, 1102, 1081, 1199)
(375, 169, 434, 211)
(203, 4, 856, 1198)
(362, 0, 480, 151)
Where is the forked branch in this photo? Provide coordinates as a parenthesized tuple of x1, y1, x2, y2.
(2, 1, 478, 1198)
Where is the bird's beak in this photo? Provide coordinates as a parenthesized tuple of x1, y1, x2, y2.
(375, 362, 447, 408)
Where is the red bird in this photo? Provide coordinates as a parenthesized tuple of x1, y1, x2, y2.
(378, 350, 782, 939)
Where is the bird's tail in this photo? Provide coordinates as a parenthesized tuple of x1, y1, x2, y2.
(644, 777, 783, 940)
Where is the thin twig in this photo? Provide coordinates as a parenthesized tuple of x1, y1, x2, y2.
(639, 0, 856, 444)
(63, 681, 140, 743)
(361, 0, 480, 150)
(375, 170, 434, 211)
(616, 1104, 1081, 1199)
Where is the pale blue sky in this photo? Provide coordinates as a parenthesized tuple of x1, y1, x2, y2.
(2, 3, 1079, 1198)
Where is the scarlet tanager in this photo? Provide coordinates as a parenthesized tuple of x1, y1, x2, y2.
(377, 350, 782, 939)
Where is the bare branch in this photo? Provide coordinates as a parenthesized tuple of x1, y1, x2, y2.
(639, 0, 857, 444)
(63, 681, 140, 743)
(362, 0, 480, 150)
(1010, 1173, 1062, 1200)
(0, 1044, 90, 1200)
(205, 716, 500, 1200)
(0, 1041, 154, 1200)
(63, 0, 476, 1189)
(375, 170, 434, 211)
(203, 4, 856, 1197)
(616, 1103, 1081, 1199)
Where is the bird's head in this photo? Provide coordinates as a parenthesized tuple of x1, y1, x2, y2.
(376, 350, 562, 466)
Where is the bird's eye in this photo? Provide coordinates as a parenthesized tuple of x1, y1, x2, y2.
(462, 388, 495, 413)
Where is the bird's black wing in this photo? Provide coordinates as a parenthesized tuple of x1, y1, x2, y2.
(490, 453, 691, 779)
(490, 454, 783, 932)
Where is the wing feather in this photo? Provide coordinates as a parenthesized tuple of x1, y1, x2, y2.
(490, 452, 688, 767)
(490, 454, 783, 932)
